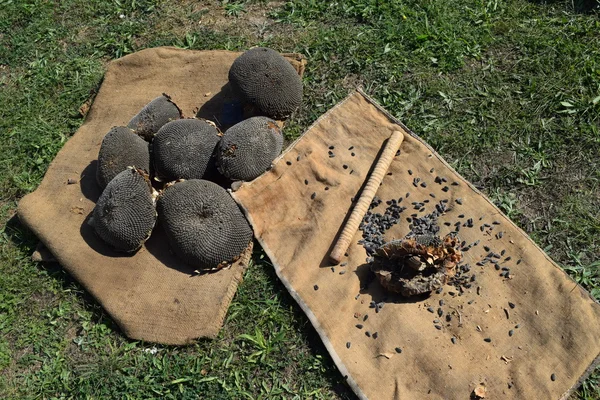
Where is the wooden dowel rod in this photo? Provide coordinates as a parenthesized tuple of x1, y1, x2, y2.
(329, 130, 404, 264)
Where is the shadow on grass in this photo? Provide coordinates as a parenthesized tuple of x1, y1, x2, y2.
(528, 0, 599, 13)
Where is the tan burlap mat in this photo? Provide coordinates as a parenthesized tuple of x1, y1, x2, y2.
(232, 90, 600, 399)
(17, 47, 306, 345)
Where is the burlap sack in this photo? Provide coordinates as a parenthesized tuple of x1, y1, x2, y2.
(17, 47, 306, 345)
(232, 90, 600, 399)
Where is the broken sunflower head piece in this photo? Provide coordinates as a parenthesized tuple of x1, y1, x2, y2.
(370, 234, 462, 297)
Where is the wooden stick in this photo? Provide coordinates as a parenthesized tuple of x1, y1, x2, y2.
(329, 130, 404, 264)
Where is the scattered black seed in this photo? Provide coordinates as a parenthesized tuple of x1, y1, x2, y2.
(484, 338, 492, 343)
(313, 285, 319, 290)
(437, 308, 443, 317)
(286, 160, 292, 165)
(446, 314, 452, 322)
(406, 192, 410, 198)
(434, 176, 442, 184)
(408, 169, 413, 175)
(365, 331, 371, 337)
(343, 164, 348, 169)
(439, 299, 445, 306)
(502, 267, 510, 271)
(354, 294, 360, 300)
(351, 152, 356, 157)
(515, 324, 520, 328)
(349, 169, 354, 175)
(500, 249, 506, 256)
(444, 222, 451, 226)
(324, 186, 329, 191)
(496, 231, 504, 239)
(451, 337, 457, 344)
(458, 214, 465, 218)
(346, 342, 351, 349)
(356, 324, 363, 329)
(436, 287, 444, 294)
(304, 179, 308, 185)
(329, 145, 335, 149)
(372, 332, 378, 339)
(311, 192, 316, 200)
(396, 150, 401, 156)
(387, 172, 392, 175)
(508, 302, 516, 309)
(551, 373, 556, 382)
(456, 198, 463, 205)
(517, 259, 522, 265)
(348, 146, 354, 150)
(433, 319, 440, 323)
(509, 329, 514, 337)
(430, 168, 435, 173)
(331, 267, 335, 272)
(441, 186, 449, 192)
(420, 182, 427, 188)
(296, 155, 301, 161)
(339, 270, 346, 275)
(468, 299, 475, 304)
(451, 182, 459, 186)
(483, 246, 490, 252)
(395, 347, 402, 353)
(493, 221, 501, 225)
(427, 307, 435, 313)
(340, 262, 348, 267)
(430, 193, 436, 198)
(434, 325, 442, 330)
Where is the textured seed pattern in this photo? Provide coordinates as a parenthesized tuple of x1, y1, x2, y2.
(153, 119, 220, 182)
(157, 179, 252, 270)
(96, 126, 150, 189)
(216, 116, 283, 181)
(92, 168, 156, 253)
(127, 94, 182, 140)
(228, 47, 303, 119)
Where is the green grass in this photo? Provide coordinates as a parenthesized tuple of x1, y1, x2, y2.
(1, 0, 599, 398)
